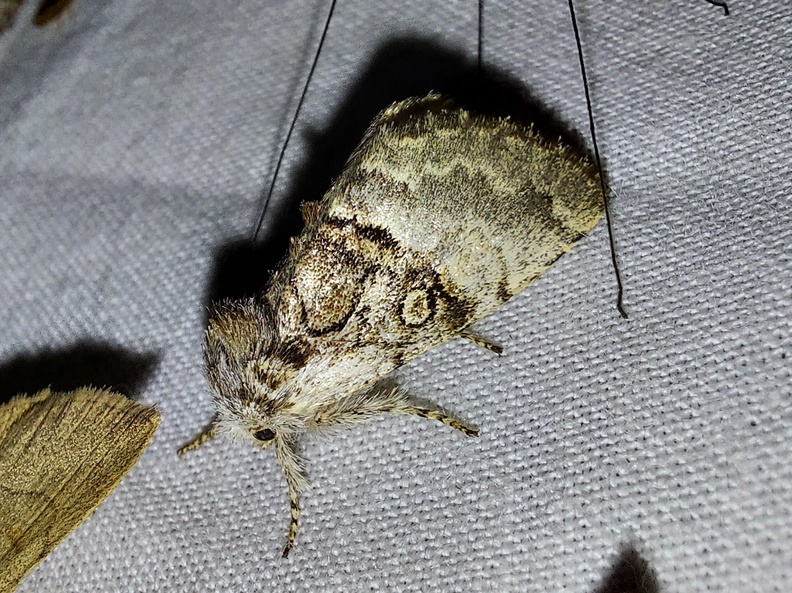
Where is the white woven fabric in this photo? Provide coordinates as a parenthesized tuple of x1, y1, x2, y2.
(1, 1, 789, 591)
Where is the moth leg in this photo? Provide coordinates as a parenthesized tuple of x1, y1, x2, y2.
(313, 385, 478, 437)
(281, 484, 300, 559)
(397, 405, 479, 437)
(274, 436, 307, 558)
(460, 330, 503, 355)
(177, 420, 217, 456)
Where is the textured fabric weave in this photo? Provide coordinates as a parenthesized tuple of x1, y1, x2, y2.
(0, 1, 789, 591)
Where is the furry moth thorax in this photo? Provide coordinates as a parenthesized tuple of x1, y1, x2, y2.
(181, 93, 604, 557)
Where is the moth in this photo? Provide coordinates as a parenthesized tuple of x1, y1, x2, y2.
(181, 93, 604, 557)
(0, 387, 159, 592)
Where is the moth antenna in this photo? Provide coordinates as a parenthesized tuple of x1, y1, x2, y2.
(566, 0, 628, 319)
(177, 421, 217, 456)
(704, 0, 730, 16)
(253, 0, 339, 241)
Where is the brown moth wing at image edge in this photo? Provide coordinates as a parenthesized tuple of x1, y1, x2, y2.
(0, 387, 160, 593)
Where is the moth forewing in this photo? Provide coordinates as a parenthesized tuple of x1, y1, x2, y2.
(322, 94, 603, 315)
(183, 93, 604, 557)
(0, 388, 159, 593)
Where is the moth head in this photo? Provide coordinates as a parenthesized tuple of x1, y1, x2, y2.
(215, 401, 279, 447)
(203, 299, 270, 432)
(204, 298, 305, 442)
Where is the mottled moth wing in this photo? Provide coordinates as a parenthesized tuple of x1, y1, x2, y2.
(0, 388, 160, 593)
(268, 94, 603, 382)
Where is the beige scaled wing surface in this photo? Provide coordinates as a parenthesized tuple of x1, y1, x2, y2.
(0, 387, 159, 593)
(333, 95, 603, 316)
(269, 94, 604, 376)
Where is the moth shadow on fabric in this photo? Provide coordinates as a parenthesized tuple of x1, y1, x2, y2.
(206, 36, 596, 305)
(593, 544, 660, 593)
(0, 342, 160, 406)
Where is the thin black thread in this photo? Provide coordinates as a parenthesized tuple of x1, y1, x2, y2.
(253, 0, 339, 241)
(704, 0, 729, 16)
(567, 0, 628, 319)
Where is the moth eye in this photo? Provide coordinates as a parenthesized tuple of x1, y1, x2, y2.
(252, 428, 275, 442)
